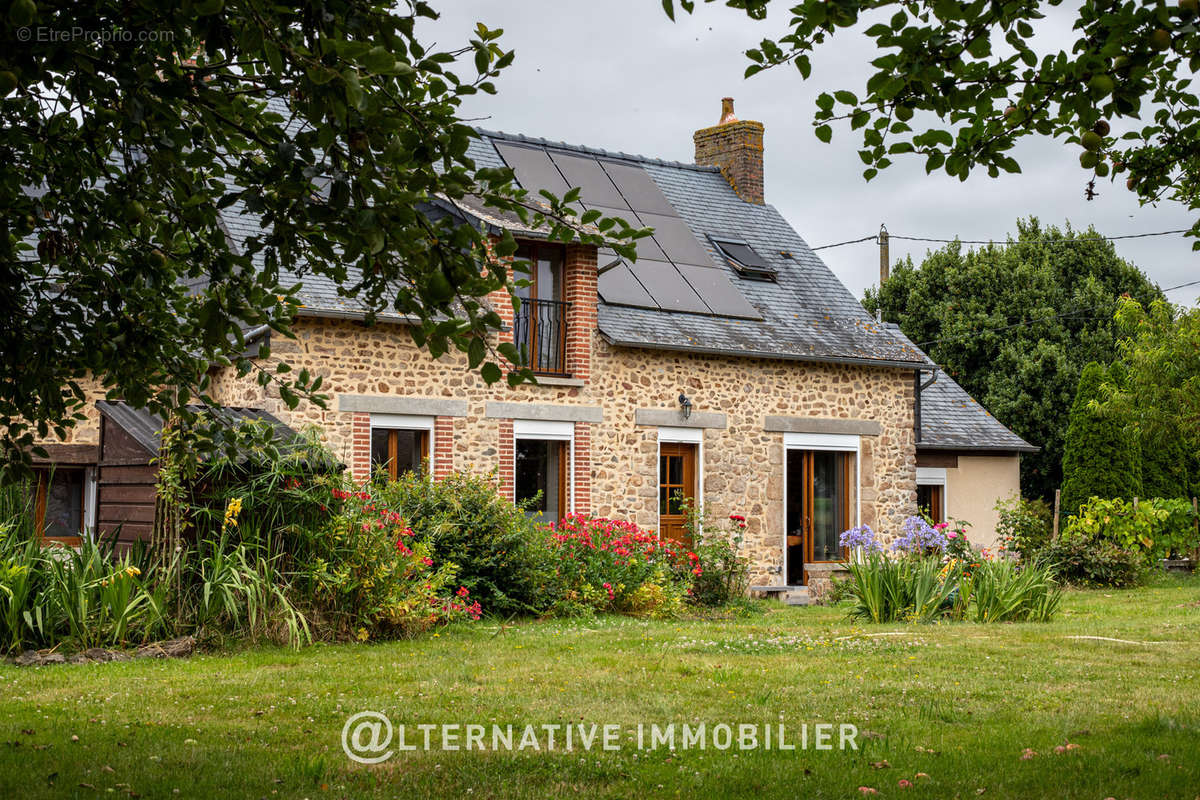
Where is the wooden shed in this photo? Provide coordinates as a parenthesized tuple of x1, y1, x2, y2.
(93, 401, 307, 548)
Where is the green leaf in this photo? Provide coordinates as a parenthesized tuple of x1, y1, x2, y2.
(480, 362, 502, 384)
(467, 337, 486, 368)
(815, 124, 833, 143)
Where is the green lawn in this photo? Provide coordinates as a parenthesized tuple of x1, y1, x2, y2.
(2, 577, 1199, 799)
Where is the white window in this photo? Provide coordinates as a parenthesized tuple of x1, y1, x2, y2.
(513, 420, 574, 521)
(370, 413, 434, 480)
(916, 467, 947, 523)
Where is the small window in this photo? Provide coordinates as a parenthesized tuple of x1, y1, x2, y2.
(370, 416, 432, 481)
(917, 484, 945, 524)
(35, 468, 87, 544)
(515, 439, 568, 521)
(709, 236, 778, 281)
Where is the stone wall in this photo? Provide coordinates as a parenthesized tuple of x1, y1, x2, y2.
(28, 310, 918, 587)
(208, 314, 917, 584)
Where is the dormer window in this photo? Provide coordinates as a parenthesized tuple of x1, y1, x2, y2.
(709, 236, 777, 281)
(514, 242, 569, 374)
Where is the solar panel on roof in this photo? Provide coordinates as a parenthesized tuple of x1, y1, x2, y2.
(637, 212, 716, 267)
(600, 160, 677, 216)
(588, 206, 667, 261)
(598, 261, 658, 309)
(628, 259, 709, 314)
(494, 143, 570, 198)
(548, 153, 627, 207)
(676, 264, 762, 319)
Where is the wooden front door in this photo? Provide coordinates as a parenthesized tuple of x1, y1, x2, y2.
(658, 442, 697, 545)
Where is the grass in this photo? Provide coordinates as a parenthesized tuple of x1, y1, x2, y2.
(1, 576, 1198, 799)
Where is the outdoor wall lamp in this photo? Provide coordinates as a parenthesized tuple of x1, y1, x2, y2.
(678, 393, 693, 419)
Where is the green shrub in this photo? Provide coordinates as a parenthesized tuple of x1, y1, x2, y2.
(547, 514, 693, 618)
(1060, 362, 1142, 516)
(176, 531, 310, 647)
(370, 470, 559, 617)
(1139, 431, 1192, 500)
(1041, 535, 1144, 588)
(1064, 496, 1199, 563)
(683, 502, 750, 607)
(994, 495, 1052, 559)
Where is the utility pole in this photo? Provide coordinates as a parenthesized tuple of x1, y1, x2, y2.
(878, 223, 889, 286)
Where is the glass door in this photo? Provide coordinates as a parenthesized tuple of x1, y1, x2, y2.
(786, 450, 855, 584)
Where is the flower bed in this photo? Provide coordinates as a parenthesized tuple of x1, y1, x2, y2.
(547, 514, 698, 617)
(838, 519, 1061, 624)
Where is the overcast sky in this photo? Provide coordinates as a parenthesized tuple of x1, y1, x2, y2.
(424, 2, 1196, 308)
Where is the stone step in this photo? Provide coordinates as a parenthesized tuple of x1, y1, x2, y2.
(784, 587, 811, 606)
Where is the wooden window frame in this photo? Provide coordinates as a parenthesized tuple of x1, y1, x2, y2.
(34, 467, 85, 547)
(783, 434, 861, 577)
(514, 241, 570, 376)
(794, 450, 853, 565)
(370, 415, 434, 481)
(917, 483, 945, 524)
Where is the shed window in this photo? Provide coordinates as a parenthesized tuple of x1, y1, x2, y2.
(35, 467, 93, 545)
(709, 237, 778, 281)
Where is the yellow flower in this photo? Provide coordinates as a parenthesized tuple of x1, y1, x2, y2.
(125, 566, 141, 577)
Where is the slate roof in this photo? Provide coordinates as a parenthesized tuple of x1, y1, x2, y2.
(917, 376, 1037, 453)
(211, 102, 1028, 453)
(469, 131, 930, 368)
(96, 400, 307, 458)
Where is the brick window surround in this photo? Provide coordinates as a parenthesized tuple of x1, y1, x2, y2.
(498, 419, 592, 517)
(351, 412, 455, 483)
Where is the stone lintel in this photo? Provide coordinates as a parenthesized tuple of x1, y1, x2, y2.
(763, 416, 881, 436)
(337, 395, 468, 417)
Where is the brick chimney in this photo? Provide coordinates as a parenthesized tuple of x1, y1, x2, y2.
(693, 98, 765, 204)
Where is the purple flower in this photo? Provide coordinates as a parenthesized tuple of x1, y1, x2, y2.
(891, 516, 948, 555)
(839, 524, 882, 554)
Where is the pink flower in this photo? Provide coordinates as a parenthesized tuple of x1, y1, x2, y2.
(898, 779, 913, 788)
(858, 788, 878, 796)
(947, 531, 957, 539)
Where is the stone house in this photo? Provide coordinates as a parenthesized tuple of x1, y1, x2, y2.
(28, 99, 1033, 591)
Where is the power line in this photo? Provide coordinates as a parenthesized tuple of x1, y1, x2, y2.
(892, 229, 1192, 246)
(810, 234, 879, 251)
(811, 228, 1192, 251)
(1163, 278, 1200, 293)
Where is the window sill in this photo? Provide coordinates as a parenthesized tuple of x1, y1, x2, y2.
(533, 375, 584, 387)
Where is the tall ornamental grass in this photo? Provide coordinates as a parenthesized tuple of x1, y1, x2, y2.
(840, 520, 1062, 624)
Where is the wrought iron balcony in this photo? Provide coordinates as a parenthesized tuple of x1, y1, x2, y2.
(513, 297, 570, 375)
